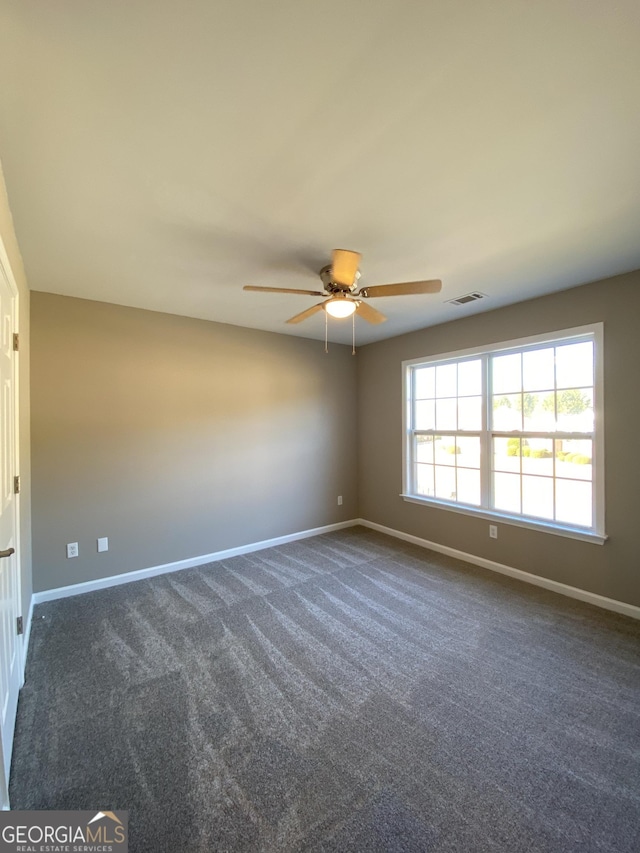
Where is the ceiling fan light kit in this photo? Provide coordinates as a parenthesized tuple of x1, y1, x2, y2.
(324, 296, 357, 318)
(243, 249, 442, 336)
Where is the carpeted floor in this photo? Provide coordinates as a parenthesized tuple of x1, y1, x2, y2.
(10, 527, 640, 852)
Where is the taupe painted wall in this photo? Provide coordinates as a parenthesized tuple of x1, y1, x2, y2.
(31, 293, 358, 592)
(0, 163, 31, 622)
(29, 271, 640, 608)
(358, 270, 640, 608)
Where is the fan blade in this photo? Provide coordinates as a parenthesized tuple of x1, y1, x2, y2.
(286, 302, 326, 324)
(356, 301, 387, 324)
(244, 285, 325, 296)
(358, 279, 442, 298)
(332, 249, 361, 287)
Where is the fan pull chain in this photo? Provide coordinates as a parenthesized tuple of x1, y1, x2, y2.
(325, 310, 328, 354)
(352, 313, 356, 355)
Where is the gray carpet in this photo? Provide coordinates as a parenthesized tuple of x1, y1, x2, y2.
(10, 527, 640, 852)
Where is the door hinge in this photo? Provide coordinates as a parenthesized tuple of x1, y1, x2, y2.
(14, 475, 20, 494)
(13, 332, 19, 351)
(17, 616, 23, 635)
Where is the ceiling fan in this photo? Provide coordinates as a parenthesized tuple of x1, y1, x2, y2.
(243, 249, 442, 325)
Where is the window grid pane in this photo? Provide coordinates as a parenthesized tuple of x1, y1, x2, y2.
(490, 434, 593, 527)
(406, 328, 601, 535)
(487, 338, 595, 526)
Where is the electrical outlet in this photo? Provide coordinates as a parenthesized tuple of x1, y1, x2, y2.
(489, 525, 498, 539)
(97, 537, 109, 553)
(67, 542, 79, 558)
(337, 495, 343, 506)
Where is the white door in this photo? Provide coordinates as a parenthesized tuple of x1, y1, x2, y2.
(0, 257, 20, 807)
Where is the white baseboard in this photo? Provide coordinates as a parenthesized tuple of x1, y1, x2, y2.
(30, 516, 640, 621)
(32, 520, 360, 605)
(357, 519, 640, 620)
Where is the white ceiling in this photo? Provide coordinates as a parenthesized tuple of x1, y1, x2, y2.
(1, 0, 639, 345)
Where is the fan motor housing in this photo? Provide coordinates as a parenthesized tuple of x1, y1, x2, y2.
(319, 264, 360, 294)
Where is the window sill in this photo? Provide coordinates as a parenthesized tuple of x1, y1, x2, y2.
(399, 494, 608, 545)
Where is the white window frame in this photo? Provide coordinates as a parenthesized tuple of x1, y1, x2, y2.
(401, 323, 606, 544)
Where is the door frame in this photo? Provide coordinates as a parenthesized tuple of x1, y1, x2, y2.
(0, 232, 23, 810)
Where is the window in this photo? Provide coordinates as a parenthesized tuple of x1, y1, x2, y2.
(403, 324, 605, 543)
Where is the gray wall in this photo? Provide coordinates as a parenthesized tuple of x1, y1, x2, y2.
(0, 163, 31, 622)
(31, 293, 358, 592)
(31, 271, 640, 609)
(358, 270, 640, 608)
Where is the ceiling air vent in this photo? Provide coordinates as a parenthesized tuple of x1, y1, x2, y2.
(447, 291, 487, 306)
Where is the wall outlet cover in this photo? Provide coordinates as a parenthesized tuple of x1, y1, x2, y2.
(97, 537, 109, 553)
